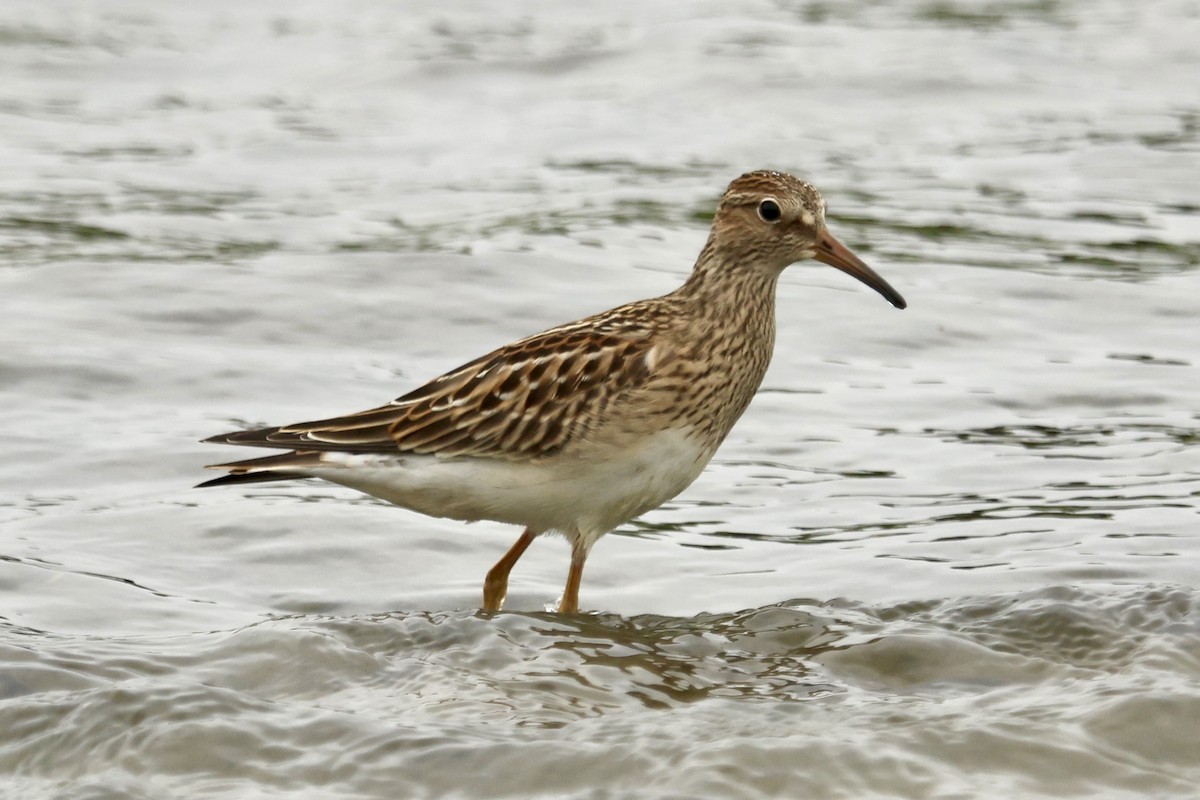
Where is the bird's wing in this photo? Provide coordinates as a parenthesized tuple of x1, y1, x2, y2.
(205, 320, 658, 462)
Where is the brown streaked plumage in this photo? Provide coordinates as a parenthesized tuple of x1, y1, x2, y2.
(200, 170, 906, 613)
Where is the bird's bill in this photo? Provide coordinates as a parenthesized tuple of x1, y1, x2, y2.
(814, 230, 907, 309)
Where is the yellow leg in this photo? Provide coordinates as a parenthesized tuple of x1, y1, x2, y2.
(558, 538, 589, 614)
(482, 528, 537, 612)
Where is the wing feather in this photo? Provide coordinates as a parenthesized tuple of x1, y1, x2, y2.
(205, 322, 657, 462)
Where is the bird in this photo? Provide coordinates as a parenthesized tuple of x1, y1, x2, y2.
(199, 170, 906, 614)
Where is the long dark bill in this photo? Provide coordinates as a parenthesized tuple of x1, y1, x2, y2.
(814, 229, 907, 309)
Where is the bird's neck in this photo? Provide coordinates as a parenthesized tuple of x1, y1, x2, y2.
(661, 236, 781, 442)
(677, 236, 782, 329)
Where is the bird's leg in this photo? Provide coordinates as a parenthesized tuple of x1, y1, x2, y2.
(558, 537, 591, 614)
(482, 528, 537, 612)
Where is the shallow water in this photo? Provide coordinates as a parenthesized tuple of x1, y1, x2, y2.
(2, 1, 1199, 797)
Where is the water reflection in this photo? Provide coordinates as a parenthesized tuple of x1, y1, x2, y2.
(298, 583, 1198, 723)
(3, 584, 1197, 793)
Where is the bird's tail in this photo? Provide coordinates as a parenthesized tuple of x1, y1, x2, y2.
(196, 450, 323, 488)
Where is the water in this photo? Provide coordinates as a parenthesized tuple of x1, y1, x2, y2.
(2, 1, 1198, 797)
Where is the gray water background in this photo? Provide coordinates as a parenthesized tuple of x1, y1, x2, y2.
(2, 1, 1199, 798)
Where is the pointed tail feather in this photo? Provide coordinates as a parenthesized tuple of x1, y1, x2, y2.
(197, 450, 325, 489)
(196, 471, 313, 488)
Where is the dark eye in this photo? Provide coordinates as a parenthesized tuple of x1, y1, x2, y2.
(757, 199, 782, 223)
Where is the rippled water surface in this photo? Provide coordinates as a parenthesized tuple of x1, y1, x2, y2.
(2, 1, 1198, 797)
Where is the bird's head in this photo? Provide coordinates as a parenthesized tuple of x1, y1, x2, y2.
(707, 170, 906, 309)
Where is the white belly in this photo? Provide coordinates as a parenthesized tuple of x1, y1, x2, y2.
(303, 427, 713, 543)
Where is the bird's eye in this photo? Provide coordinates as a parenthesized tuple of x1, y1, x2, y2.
(757, 199, 782, 223)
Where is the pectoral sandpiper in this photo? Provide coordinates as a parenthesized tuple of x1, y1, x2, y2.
(200, 170, 906, 613)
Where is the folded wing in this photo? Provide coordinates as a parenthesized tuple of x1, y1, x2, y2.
(204, 325, 657, 465)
